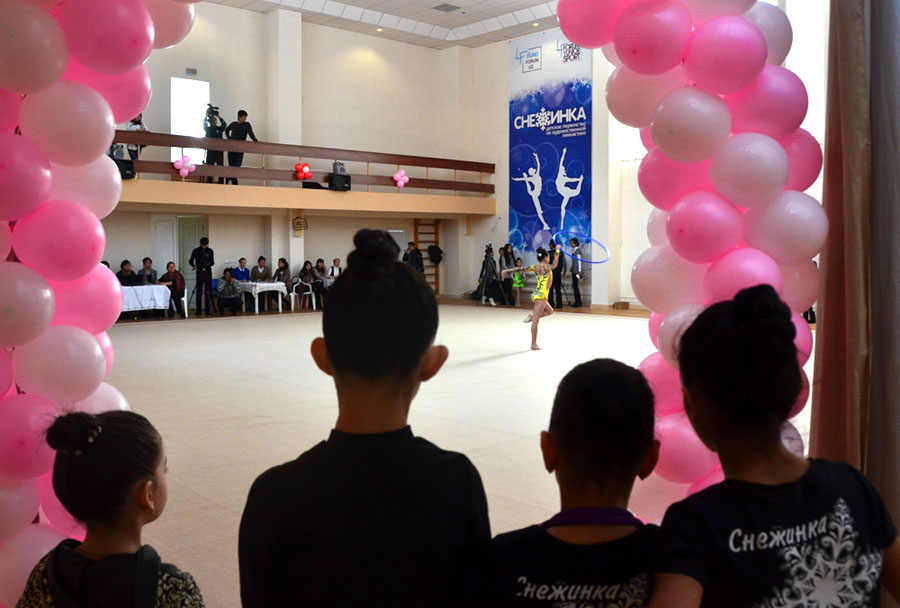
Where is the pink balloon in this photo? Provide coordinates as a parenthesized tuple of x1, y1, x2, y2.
(0, 394, 58, 481)
(780, 129, 823, 192)
(93, 333, 115, 378)
(179, 168, 190, 177)
(639, 127, 656, 151)
(62, 59, 152, 124)
(0, 1, 68, 94)
(144, 0, 196, 49)
(38, 473, 85, 539)
(182, 155, 190, 164)
(632, 246, 707, 314)
(647, 208, 669, 247)
(614, 0, 693, 75)
(0, 262, 55, 349)
(602, 43, 623, 67)
(648, 312, 664, 348)
(638, 150, 712, 211)
(658, 302, 706, 367)
(557, 0, 633, 49)
(655, 412, 720, 484)
(0, 221, 8, 260)
(792, 311, 813, 366)
(0, 478, 40, 545)
(789, 369, 810, 418)
(744, 191, 829, 265)
(651, 87, 732, 163)
(0, 89, 21, 133)
(19, 81, 116, 167)
(23, 0, 63, 7)
(704, 247, 783, 304)
(781, 421, 805, 457)
(710, 133, 790, 208)
(681, 0, 755, 22)
(11, 201, 106, 281)
(49, 156, 123, 220)
(0, 134, 53, 222)
(49, 265, 123, 334)
(638, 351, 682, 407)
(0, 524, 67, 608)
(606, 65, 687, 128)
(667, 191, 743, 263)
(685, 17, 767, 94)
(727, 66, 808, 138)
(71, 382, 131, 415)
(687, 466, 724, 494)
(630, 473, 688, 523)
(744, 2, 793, 66)
(0, 349, 11, 397)
(12, 325, 106, 405)
(58, 0, 155, 75)
(779, 260, 820, 313)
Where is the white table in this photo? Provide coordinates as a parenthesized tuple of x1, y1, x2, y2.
(237, 282, 287, 313)
(121, 285, 171, 312)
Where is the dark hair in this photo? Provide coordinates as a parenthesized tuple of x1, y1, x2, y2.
(570, 238, 579, 246)
(324, 229, 437, 382)
(501, 243, 514, 267)
(536, 247, 548, 262)
(239, 257, 246, 263)
(303, 260, 312, 270)
(166, 261, 175, 268)
(278, 257, 287, 266)
(258, 256, 266, 263)
(46, 411, 162, 525)
(200, 237, 209, 245)
(223, 268, 232, 276)
(316, 258, 324, 265)
(101, 261, 110, 268)
(120, 260, 131, 270)
(408, 241, 416, 248)
(238, 110, 248, 118)
(143, 257, 151, 264)
(550, 359, 655, 487)
(679, 285, 801, 437)
(516, 257, 523, 264)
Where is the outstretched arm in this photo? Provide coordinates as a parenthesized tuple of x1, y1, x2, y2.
(533, 152, 540, 173)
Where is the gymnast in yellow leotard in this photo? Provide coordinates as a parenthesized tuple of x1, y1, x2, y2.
(501, 246, 560, 350)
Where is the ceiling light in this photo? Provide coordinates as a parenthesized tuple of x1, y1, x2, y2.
(532, 22, 539, 27)
(377, 27, 383, 32)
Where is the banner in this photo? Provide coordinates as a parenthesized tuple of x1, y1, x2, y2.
(509, 29, 592, 264)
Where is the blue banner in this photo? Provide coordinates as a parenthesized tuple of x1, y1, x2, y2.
(509, 30, 592, 264)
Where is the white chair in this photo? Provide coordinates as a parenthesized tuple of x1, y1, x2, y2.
(290, 277, 316, 311)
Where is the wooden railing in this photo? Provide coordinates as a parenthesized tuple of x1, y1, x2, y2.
(113, 131, 495, 194)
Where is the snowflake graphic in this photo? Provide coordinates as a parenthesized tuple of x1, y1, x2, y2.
(535, 107, 552, 131)
(756, 498, 883, 608)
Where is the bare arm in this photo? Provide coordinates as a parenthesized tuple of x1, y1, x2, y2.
(883, 538, 900, 601)
(648, 573, 703, 608)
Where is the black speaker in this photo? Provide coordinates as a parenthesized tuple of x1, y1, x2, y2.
(328, 174, 351, 191)
(112, 157, 136, 180)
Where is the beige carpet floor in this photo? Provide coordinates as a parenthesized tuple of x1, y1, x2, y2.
(106, 305, 813, 607)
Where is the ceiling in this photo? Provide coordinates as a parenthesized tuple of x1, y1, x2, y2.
(206, 0, 562, 49)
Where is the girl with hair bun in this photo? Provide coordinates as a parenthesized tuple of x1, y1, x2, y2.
(650, 285, 900, 608)
(18, 410, 204, 608)
(239, 229, 489, 608)
(501, 246, 561, 350)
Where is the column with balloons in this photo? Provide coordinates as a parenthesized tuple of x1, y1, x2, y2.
(557, 0, 824, 520)
(0, 0, 200, 605)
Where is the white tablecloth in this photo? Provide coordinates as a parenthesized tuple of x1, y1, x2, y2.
(121, 285, 171, 312)
(237, 282, 288, 313)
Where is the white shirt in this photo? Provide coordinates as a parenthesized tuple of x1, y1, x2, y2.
(126, 120, 148, 150)
(329, 266, 342, 278)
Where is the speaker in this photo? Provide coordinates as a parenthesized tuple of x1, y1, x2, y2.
(328, 173, 351, 191)
(112, 157, 136, 180)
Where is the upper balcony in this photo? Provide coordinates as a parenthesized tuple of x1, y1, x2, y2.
(113, 130, 497, 219)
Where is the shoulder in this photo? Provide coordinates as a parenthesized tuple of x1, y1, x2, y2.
(159, 563, 206, 607)
(18, 552, 53, 607)
(247, 442, 330, 499)
(410, 436, 486, 488)
(490, 525, 545, 552)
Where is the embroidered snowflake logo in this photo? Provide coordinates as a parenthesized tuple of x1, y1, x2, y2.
(536, 107, 552, 131)
(756, 498, 883, 608)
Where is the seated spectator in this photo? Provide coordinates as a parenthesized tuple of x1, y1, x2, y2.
(116, 260, 143, 286)
(233, 257, 251, 282)
(481, 358, 659, 606)
(137, 257, 158, 285)
(216, 269, 242, 316)
(312, 258, 328, 308)
(159, 261, 186, 319)
(250, 257, 273, 311)
(18, 410, 205, 606)
(273, 258, 291, 309)
(239, 229, 488, 607)
(327, 257, 342, 284)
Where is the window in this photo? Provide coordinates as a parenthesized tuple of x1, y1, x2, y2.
(170, 77, 210, 163)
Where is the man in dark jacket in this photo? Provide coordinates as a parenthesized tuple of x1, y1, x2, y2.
(402, 241, 425, 274)
(203, 107, 226, 184)
(189, 237, 215, 316)
(224, 110, 258, 185)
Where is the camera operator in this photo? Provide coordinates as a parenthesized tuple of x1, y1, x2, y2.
(217, 268, 242, 316)
(402, 241, 425, 274)
(204, 105, 226, 184)
(477, 242, 499, 306)
(569, 238, 584, 308)
(189, 237, 215, 316)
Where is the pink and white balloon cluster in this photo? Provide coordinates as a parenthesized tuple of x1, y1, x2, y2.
(0, 0, 199, 604)
(558, 0, 824, 515)
(174, 154, 197, 178)
(393, 169, 410, 188)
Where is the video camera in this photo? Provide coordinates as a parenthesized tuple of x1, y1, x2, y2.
(484, 241, 493, 256)
(206, 104, 220, 117)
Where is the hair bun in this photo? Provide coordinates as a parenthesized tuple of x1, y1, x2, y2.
(46, 412, 99, 453)
(347, 230, 400, 274)
(733, 284, 795, 344)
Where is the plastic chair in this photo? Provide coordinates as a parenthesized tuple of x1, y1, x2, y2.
(290, 277, 316, 311)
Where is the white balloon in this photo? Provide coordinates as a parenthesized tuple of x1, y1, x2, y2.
(0, 1, 68, 94)
(658, 302, 706, 367)
(49, 156, 123, 219)
(0, 262, 55, 349)
(607, 65, 688, 129)
(647, 208, 669, 246)
(779, 260, 820, 313)
(710, 133, 790, 207)
(0, 524, 66, 607)
(745, 191, 829, 265)
(681, 0, 756, 22)
(70, 382, 131, 415)
(652, 87, 732, 163)
(12, 326, 106, 405)
(631, 246, 707, 314)
(0, 478, 40, 545)
(744, 2, 793, 66)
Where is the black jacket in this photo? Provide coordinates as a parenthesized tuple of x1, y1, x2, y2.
(189, 246, 214, 271)
(403, 248, 425, 273)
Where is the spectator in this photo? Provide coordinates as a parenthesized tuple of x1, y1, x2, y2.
(328, 257, 342, 281)
(498, 244, 515, 306)
(298, 260, 321, 309)
(224, 110, 258, 185)
(482, 359, 659, 606)
(313, 258, 328, 308)
(18, 411, 205, 607)
(250, 256, 273, 312)
(203, 106, 226, 184)
(116, 260, 143, 286)
(233, 257, 251, 282)
(189, 237, 214, 316)
(549, 241, 567, 309)
(159, 261, 186, 319)
(238, 229, 489, 608)
(137, 257, 158, 285)
(402, 241, 425, 274)
(569, 238, 584, 308)
(126, 113, 148, 161)
(217, 269, 242, 315)
(273, 258, 291, 309)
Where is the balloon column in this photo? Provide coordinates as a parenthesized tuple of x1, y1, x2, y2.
(0, 0, 200, 604)
(558, 0, 825, 519)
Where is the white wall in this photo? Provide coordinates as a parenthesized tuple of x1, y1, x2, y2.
(102, 211, 154, 271)
(208, 214, 269, 274)
(303, 216, 416, 268)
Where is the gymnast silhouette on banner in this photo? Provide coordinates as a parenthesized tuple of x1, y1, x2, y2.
(511, 147, 584, 234)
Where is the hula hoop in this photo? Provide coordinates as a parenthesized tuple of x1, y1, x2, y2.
(551, 231, 610, 264)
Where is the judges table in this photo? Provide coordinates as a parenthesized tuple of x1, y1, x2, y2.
(121, 285, 171, 312)
(237, 282, 288, 314)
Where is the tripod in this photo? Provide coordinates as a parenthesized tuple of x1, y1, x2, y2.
(475, 254, 508, 306)
(187, 269, 217, 314)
